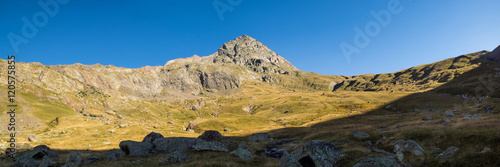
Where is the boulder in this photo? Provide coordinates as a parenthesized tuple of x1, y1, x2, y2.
(192, 140, 228, 152)
(230, 147, 252, 160)
(352, 131, 370, 139)
(198, 130, 223, 141)
(153, 137, 203, 153)
(435, 147, 458, 158)
(104, 149, 126, 160)
(393, 140, 424, 156)
(12, 156, 40, 167)
(248, 133, 270, 142)
(290, 140, 342, 167)
(16, 145, 58, 161)
(444, 111, 455, 116)
(422, 116, 432, 120)
(119, 140, 153, 156)
(62, 153, 82, 167)
(39, 155, 55, 167)
(27, 134, 41, 143)
(164, 151, 189, 164)
(142, 132, 164, 143)
(278, 151, 301, 167)
(83, 154, 101, 164)
(352, 157, 399, 167)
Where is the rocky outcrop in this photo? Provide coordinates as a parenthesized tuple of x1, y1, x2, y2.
(104, 149, 126, 160)
(142, 132, 164, 143)
(278, 151, 301, 167)
(119, 141, 153, 156)
(290, 140, 342, 167)
(486, 45, 500, 63)
(153, 137, 203, 153)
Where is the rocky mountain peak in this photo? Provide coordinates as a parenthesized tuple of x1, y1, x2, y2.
(213, 35, 298, 74)
(486, 45, 500, 63)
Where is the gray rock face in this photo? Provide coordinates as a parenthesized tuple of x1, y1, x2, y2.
(486, 45, 500, 63)
(393, 140, 424, 156)
(198, 130, 223, 141)
(230, 147, 253, 160)
(192, 140, 229, 152)
(164, 151, 189, 164)
(290, 140, 342, 167)
(153, 137, 203, 153)
(352, 131, 370, 139)
(12, 156, 40, 167)
(352, 157, 399, 167)
(104, 149, 126, 160)
(142, 132, 164, 143)
(435, 147, 458, 158)
(62, 153, 82, 167)
(39, 155, 55, 167)
(248, 133, 270, 142)
(119, 140, 153, 156)
(83, 154, 101, 164)
(16, 145, 58, 162)
(278, 151, 301, 167)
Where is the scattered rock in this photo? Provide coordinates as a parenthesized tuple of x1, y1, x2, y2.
(12, 156, 40, 167)
(39, 155, 55, 167)
(444, 111, 455, 117)
(365, 140, 373, 147)
(265, 145, 287, 158)
(248, 133, 270, 142)
(393, 140, 424, 156)
(154, 137, 203, 153)
(435, 147, 458, 158)
(16, 145, 58, 161)
(62, 153, 82, 167)
(423, 116, 432, 120)
(352, 157, 399, 167)
(119, 140, 153, 156)
(192, 140, 228, 152)
(83, 154, 101, 164)
(230, 147, 253, 160)
(391, 125, 403, 130)
(142, 132, 164, 143)
(278, 151, 301, 167)
(291, 140, 341, 167)
(463, 114, 482, 120)
(164, 151, 189, 164)
(104, 149, 126, 160)
(27, 134, 41, 143)
(479, 147, 491, 153)
(198, 130, 223, 141)
(352, 131, 370, 139)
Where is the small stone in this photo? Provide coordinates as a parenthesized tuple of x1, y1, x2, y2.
(479, 147, 491, 153)
(27, 134, 41, 143)
(444, 111, 455, 116)
(423, 116, 432, 120)
(352, 131, 370, 139)
(435, 147, 458, 158)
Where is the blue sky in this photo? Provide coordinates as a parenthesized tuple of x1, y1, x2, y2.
(1, 0, 499, 76)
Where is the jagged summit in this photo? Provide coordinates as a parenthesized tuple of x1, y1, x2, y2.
(165, 35, 298, 75)
(486, 45, 500, 63)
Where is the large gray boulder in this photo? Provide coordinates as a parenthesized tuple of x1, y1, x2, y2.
(352, 157, 399, 167)
(164, 151, 189, 164)
(142, 132, 164, 143)
(119, 140, 153, 156)
(104, 149, 126, 160)
(62, 153, 82, 167)
(16, 145, 58, 161)
(278, 151, 301, 167)
(290, 140, 342, 167)
(198, 130, 223, 141)
(248, 133, 270, 142)
(153, 137, 203, 153)
(12, 156, 40, 167)
(230, 147, 252, 160)
(393, 140, 424, 156)
(83, 154, 101, 164)
(39, 155, 55, 167)
(192, 140, 229, 152)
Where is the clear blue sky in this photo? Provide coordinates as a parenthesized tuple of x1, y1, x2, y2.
(1, 0, 499, 76)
